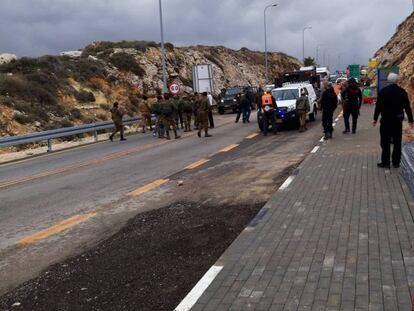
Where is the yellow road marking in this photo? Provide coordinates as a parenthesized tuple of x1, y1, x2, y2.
(17, 213, 97, 245)
(185, 159, 210, 170)
(127, 179, 169, 197)
(219, 144, 239, 153)
(246, 133, 259, 139)
(0, 119, 238, 190)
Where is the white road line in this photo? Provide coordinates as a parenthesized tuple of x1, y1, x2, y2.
(311, 146, 320, 153)
(320, 137, 325, 142)
(279, 176, 295, 191)
(335, 118, 339, 122)
(333, 123, 337, 127)
(175, 265, 223, 311)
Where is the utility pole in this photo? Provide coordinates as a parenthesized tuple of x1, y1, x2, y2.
(302, 26, 312, 63)
(264, 4, 277, 84)
(158, 0, 168, 93)
(316, 44, 324, 66)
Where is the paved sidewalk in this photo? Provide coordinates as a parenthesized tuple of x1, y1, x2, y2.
(190, 105, 414, 311)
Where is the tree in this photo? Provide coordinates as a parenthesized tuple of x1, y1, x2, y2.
(303, 57, 316, 67)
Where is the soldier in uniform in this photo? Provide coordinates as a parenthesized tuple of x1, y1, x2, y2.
(182, 95, 193, 132)
(151, 95, 164, 138)
(109, 102, 127, 141)
(193, 92, 201, 130)
(197, 92, 212, 138)
(139, 95, 153, 133)
(162, 94, 181, 140)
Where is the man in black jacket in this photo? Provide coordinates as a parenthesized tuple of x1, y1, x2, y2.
(374, 73, 414, 168)
(321, 83, 338, 139)
(342, 78, 362, 134)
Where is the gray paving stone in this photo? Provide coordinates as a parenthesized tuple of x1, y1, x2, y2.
(191, 107, 414, 310)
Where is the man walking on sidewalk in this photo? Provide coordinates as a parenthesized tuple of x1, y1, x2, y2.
(374, 73, 414, 168)
(320, 83, 338, 139)
(342, 78, 362, 134)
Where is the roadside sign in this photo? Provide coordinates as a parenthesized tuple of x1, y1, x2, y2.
(348, 65, 360, 79)
(369, 58, 377, 68)
(169, 81, 181, 95)
(377, 66, 399, 93)
(192, 64, 214, 93)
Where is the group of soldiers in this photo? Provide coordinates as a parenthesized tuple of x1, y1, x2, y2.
(108, 91, 213, 141)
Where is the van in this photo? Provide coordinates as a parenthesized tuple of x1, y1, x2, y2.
(257, 83, 318, 131)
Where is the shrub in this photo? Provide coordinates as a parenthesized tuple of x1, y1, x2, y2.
(99, 103, 111, 111)
(70, 108, 82, 119)
(164, 42, 175, 51)
(82, 41, 161, 57)
(96, 113, 108, 121)
(14, 101, 50, 123)
(109, 52, 146, 77)
(13, 113, 33, 124)
(0, 96, 14, 107)
(75, 90, 96, 103)
(70, 59, 107, 81)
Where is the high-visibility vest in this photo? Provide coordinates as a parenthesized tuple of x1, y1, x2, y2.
(262, 94, 273, 107)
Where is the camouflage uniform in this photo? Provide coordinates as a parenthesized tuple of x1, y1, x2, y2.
(181, 96, 193, 132)
(193, 94, 201, 129)
(197, 95, 212, 137)
(109, 104, 126, 141)
(160, 98, 180, 139)
(139, 99, 152, 133)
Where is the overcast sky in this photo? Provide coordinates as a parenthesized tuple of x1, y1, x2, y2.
(0, 0, 412, 71)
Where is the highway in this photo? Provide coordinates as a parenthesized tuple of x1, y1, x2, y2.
(0, 112, 324, 298)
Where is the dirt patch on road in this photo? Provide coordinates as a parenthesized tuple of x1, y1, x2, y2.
(0, 201, 265, 311)
(0, 129, 315, 310)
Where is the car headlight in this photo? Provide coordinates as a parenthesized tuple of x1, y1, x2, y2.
(287, 105, 296, 112)
(233, 99, 237, 102)
(220, 99, 224, 103)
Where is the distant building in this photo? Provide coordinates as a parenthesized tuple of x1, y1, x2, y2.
(60, 51, 82, 58)
(0, 53, 17, 64)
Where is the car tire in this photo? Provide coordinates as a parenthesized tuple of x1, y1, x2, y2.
(309, 110, 316, 122)
(218, 108, 225, 115)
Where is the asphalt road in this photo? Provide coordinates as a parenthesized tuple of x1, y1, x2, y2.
(0, 111, 326, 296)
(0, 114, 254, 249)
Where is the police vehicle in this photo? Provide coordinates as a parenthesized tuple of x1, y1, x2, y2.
(257, 83, 318, 131)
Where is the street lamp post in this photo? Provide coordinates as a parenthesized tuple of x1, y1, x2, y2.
(264, 4, 277, 84)
(158, 0, 168, 93)
(323, 49, 329, 67)
(302, 26, 312, 62)
(316, 44, 324, 66)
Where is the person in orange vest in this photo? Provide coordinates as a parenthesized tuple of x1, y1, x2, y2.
(261, 91, 278, 136)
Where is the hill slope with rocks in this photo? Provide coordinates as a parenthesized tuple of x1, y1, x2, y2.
(369, 12, 414, 109)
(0, 41, 300, 143)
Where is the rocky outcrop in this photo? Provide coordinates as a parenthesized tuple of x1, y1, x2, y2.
(369, 12, 414, 109)
(0, 54, 17, 64)
(0, 41, 300, 141)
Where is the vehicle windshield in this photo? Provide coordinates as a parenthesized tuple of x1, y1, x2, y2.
(273, 89, 299, 101)
(225, 88, 241, 96)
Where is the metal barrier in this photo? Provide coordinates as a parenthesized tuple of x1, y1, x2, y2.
(0, 117, 141, 152)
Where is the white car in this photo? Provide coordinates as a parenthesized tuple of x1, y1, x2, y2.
(258, 83, 318, 131)
(273, 83, 318, 121)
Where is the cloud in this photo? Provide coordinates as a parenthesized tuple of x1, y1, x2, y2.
(0, 0, 411, 71)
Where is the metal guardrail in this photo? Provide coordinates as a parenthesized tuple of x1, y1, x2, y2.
(0, 116, 141, 152)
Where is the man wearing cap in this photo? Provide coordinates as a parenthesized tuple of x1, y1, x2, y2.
(374, 73, 414, 168)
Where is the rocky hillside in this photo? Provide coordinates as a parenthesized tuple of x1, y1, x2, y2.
(369, 12, 414, 109)
(0, 41, 300, 141)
